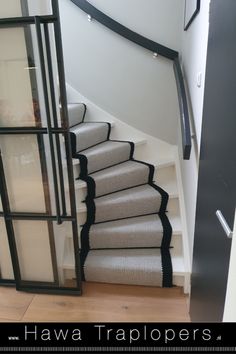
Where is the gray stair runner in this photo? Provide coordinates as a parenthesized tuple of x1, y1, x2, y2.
(89, 214, 164, 249)
(70, 122, 110, 152)
(89, 160, 150, 197)
(77, 140, 132, 175)
(84, 249, 163, 287)
(67, 103, 86, 127)
(70, 117, 173, 287)
(92, 185, 162, 223)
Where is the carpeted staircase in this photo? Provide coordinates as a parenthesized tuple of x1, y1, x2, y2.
(69, 104, 173, 287)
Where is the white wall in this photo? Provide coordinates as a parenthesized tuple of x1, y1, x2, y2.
(59, 0, 184, 145)
(223, 209, 236, 321)
(179, 0, 210, 261)
(88, 0, 183, 52)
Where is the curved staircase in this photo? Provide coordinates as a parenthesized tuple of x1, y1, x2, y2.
(64, 101, 176, 288)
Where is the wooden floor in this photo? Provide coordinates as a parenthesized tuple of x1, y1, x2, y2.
(0, 282, 190, 322)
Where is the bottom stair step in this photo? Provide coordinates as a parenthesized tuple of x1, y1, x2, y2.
(84, 249, 171, 287)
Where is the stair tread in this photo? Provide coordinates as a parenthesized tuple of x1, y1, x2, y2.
(63, 249, 184, 274)
(94, 184, 163, 223)
(79, 140, 132, 174)
(75, 186, 178, 199)
(74, 162, 178, 198)
(90, 160, 150, 197)
(89, 214, 164, 249)
(75, 160, 150, 190)
(77, 207, 182, 232)
(77, 184, 175, 216)
(73, 213, 181, 235)
(73, 249, 184, 275)
(69, 139, 148, 167)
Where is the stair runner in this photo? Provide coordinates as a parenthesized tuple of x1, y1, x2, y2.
(70, 106, 173, 287)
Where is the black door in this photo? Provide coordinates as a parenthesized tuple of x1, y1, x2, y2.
(190, 0, 236, 322)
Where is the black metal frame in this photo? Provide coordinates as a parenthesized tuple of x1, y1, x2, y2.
(70, 0, 191, 160)
(0, 15, 56, 27)
(0, 1, 81, 295)
(21, 0, 59, 288)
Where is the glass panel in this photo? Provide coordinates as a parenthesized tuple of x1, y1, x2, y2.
(0, 219, 14, 280)
(53, 221, 79, 288)
(13, 220, 54, 282)
(0, 0, 22, 18)
(0, 135, 46, 213)
(0, 0, 52, 18)
(26, 0, 52, 17)
(0, 27, 37, 127)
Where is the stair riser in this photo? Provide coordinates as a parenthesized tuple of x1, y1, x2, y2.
(76, 197, 178, 215)
(67, 231, 183, 256)
(132, 144, 146, 160)
(76, 200, 181, 232)
(155, 166, 178, 197)
(167, 198, 180, 214)
(73, 177, 151, 201)
(173, 275, 185, 288)
(77, 211, 87, 226)
(68, 103, 85, 127)
(63, 267, 185, 288)
(94, 191, 163, 223)
(71, 123, 110, 154)
(73, 183, 176, 204)
(72, 164, 177, 191)
(70, 164, 178, 202)
(63, 163, 80, 180)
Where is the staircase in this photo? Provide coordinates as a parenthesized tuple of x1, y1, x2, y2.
(62, 95, 189, 292)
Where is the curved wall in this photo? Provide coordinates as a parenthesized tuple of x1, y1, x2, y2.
(59, 0, 184, 144)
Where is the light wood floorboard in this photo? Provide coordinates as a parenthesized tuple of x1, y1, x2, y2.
(0, 287, 34, 321)
(0, 283, 190, 322)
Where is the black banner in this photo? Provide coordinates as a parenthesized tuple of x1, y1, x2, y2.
(0, 323, 235, 352)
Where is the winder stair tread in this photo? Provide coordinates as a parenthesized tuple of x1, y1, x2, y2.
(70, 122, 110, 153)
(88, 160, 151, 197)
(77, 140, 132, 175)
(93, 184, 165, 223)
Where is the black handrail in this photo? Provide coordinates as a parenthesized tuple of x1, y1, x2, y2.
(173, 58, 191, 160)
(70, 0, 178, 60)
(70, 0, 191, 159)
